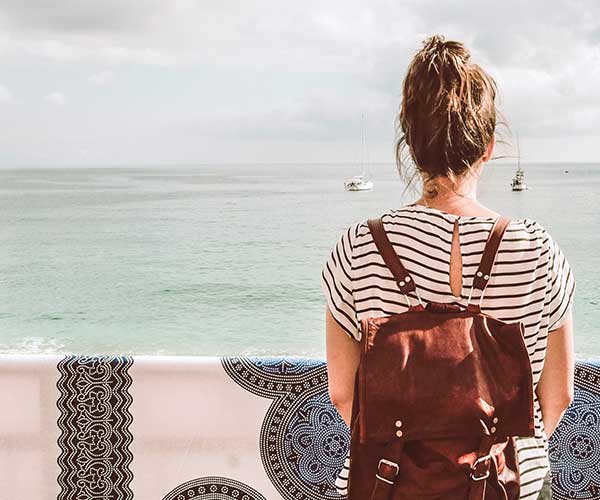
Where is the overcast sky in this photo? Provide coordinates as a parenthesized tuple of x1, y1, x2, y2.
(0, 0, 598, 167)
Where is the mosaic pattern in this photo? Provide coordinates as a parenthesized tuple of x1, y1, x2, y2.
(573, 362, 600, 395)
(549, 361, 600, 500)
(56, 355, 134, 500)
(221, 357, 348, 500)
(162, 476, 266, 500)
(36, 356, 600, 499)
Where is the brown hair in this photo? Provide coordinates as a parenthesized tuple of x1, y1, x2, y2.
(396, 35, 501, 198)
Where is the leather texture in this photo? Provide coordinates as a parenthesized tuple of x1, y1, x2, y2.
(347, 216, 535, 500)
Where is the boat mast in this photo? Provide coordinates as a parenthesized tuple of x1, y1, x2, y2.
(516, 132, 521, 173)
(360, 113, 366, 178)
(365, 114, 371, 180)
(360, 113, 371, 180)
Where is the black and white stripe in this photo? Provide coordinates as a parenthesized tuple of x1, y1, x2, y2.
(320, 205, 576, 500)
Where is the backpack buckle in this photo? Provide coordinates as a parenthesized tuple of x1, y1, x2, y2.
(376, 458, 399, 484)
(470, 453, 492, 481)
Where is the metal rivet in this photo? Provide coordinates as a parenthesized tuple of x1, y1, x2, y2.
(484, 275, 489, 280)
(405, 276, 411, 282)
(395, 420, 402, 427)
(490, 426, 496, 434)
(476, 271, 483, 277)
(399, 281, 405, 287)
(396, 430, 403, 438)
(493, 417, 499, 424)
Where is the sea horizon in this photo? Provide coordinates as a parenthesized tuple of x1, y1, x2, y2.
(1, 163, 596, 358)
(1, 160, 598, 170)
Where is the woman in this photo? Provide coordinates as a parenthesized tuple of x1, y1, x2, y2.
(320, 36, 575, 500)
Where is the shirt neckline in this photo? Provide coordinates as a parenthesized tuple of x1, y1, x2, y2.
(406, 203, 497, 221)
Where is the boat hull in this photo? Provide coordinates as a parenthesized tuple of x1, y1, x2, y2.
(345, 183, 373, 191)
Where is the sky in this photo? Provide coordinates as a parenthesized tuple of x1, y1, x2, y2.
(0, 0, 598, 167)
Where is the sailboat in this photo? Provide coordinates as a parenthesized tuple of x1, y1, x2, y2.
(344, 114, 373, 191)
(511, 134, 528, 191)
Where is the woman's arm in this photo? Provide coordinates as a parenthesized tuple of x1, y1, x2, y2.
(535, 310, 575, 437)
(325, 305, 361, 427)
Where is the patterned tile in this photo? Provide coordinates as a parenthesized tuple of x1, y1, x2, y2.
(549, 361, 600, 499)
(222, 357, 348, 500)
(56, 355, 134, 500)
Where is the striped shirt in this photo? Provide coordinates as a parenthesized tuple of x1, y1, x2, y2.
(320, 204, 576, 500)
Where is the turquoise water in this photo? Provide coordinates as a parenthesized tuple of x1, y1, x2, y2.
(0, 163, 597, 357)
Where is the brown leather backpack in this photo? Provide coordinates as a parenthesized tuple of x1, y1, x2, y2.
(347, 216, 535, 500)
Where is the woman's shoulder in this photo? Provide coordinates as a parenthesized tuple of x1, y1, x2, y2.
(337, 206, 560, 257)
(358, 206, 560, 262)
(382, 204, 550, 235)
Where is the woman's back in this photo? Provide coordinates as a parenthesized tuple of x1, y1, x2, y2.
(323, 35, 576, 500)
(320, 203, 575, 498)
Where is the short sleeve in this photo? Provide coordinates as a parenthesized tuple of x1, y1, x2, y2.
(320, 223, 360, 341)
(544, 230, 576, 331)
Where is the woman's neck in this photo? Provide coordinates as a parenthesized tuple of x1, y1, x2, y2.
(414, 171, 499, 218)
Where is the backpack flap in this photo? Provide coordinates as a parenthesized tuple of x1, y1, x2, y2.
(357, 311, 535, 446)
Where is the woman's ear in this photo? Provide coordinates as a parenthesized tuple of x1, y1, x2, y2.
(482, 134, 496, 162)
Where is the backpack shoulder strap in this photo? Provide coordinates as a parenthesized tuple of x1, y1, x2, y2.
(367, 217, 416, 295)
(471, 216, 512, 293)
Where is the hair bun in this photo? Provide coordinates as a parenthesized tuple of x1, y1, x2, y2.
(420, 34, 471, 71)
(423, 35, 447, 52)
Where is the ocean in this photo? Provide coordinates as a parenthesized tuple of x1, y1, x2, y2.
(0, 163, 597, 358)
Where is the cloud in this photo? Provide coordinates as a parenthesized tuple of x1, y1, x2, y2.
(44, 92, 66, 106)
(88, 70, 115, 85)
(0, 0, 167, 33)
(183, 88, 393, 145)
(0, 85, 13, 102)
(0, 0, 598, 165)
